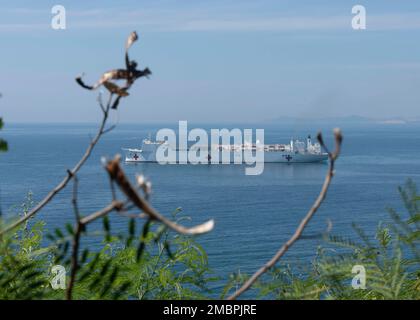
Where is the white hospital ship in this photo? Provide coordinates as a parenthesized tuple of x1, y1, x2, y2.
(123, 135, 328, 163)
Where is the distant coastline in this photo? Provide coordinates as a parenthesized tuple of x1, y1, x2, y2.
(267, 115, 420, 125)
(5, 115, 420, 126)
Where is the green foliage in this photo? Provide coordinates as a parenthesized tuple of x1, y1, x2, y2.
(0, 195, 52, 299)
(2, 179, 420, 300)
(249, 179, 420, 300)
(0, 117, 7, 152)
(64, 217, 215, 300)
(0, 202, 215, 299)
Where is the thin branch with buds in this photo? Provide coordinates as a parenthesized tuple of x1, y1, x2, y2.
(0, 30, 149, 237)
(227, 128, 343, 300)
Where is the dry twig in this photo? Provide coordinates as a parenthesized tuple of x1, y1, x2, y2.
(0, 31, 149, 236)
(227, 128, 343, 300)
(65, 154, 214, 299)
(0, 98, 115, 236)
(104, 155, 215, 236)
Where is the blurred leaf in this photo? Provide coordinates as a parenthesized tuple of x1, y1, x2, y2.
(65, 223, 74, 235)
(54, 228, 64, 238)
(136, 220, 151, 262)
(0, 139, 7, 152)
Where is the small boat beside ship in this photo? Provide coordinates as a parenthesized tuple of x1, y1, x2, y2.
(123, 135, 328, 163)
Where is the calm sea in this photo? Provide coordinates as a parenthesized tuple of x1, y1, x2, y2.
(1, 122, 420, 295)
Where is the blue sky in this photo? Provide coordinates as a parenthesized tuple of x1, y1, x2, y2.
(1, 0, 420, 123)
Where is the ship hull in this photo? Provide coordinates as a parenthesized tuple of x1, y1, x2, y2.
(125, 150, 328, 163)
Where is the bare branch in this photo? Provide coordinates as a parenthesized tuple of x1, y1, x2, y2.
(227, 129, 343, 300)
(101, 124, 117, 135)
(0, 99, 115, 236)
(66, 199, 124, 300)
(0, 31, 151, 236)
(79, 201, 124, 225)
(97, 92, 106, 114)
(71, 172, 81, 221)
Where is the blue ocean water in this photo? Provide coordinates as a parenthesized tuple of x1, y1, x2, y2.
(1, 122, 420, 294)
